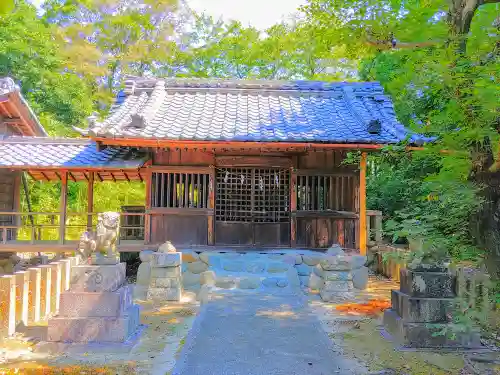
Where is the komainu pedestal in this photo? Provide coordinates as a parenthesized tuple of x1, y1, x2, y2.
(47, 262, 140, 343)
(383, 267, 481, 348)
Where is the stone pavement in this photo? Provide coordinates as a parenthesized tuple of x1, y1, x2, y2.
(172, 289, 364, 375)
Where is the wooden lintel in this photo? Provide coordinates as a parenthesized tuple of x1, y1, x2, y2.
(295, 170, 357, 177)
(215, 156, 292, 168)
(293, 210, 359, 219)
(149, 165, 212, 174)
(149, 208, 214, 216)
(93, 137, 385, 151)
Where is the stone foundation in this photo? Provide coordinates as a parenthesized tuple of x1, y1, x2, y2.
(147, 252, 182, 302)
(47, 262, 139, 343)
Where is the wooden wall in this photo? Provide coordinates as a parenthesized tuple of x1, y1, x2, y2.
(148, 149, 360, 249)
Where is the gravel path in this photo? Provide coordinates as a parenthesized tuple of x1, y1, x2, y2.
(172, 289, 361, 375)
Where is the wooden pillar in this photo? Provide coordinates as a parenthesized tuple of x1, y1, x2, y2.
(12, 172, 21, 241)
(144, 169, 152, 244)
(290, 168, 297, 247)
(207, 166, 215, 246)
(87, 171, 94, 231)
(359, 152, 367, 255)
(59, 172, 68, 245)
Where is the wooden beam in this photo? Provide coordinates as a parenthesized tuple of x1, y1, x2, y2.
(144, 170, 152, 244)
(359, 152, 367, 255)
(87, 172, 94, 231)
(290, 167, 297, 247)
(59, 172, 68, 245)
(207, 166, 215, 245)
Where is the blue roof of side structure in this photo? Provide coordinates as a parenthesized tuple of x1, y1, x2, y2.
(84, 77, 428, 145)
(0, 138, 147, 169)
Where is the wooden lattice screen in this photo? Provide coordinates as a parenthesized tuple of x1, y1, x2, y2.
(296, 175, 357, 212)
(152, 172, 210, 208)
(216, 168, 289, 223)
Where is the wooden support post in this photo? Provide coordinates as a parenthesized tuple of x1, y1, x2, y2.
(144, 169, 152, 244)
(207, 166, 215, 245)
(359, 152, 367, 255)
(59, 172, 68, 245)
(87, 172, 94, 231)
(12, 172, 21, 241)
(290, 168, 297, 247)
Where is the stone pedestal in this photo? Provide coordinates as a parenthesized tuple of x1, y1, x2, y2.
(47, 263, 139, 343)
(383, 268, 481, 348)
(147, 252, 182, 302)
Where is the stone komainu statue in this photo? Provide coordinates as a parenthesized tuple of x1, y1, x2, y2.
(77, 212, 120, 260)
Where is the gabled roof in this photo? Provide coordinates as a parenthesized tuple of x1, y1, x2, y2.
(0, 77, 47, 137)
(77, 77, 426, 145)
(0, 137, 148, 181)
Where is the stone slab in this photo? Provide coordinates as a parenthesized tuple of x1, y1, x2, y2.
(391, 290, 454, 323)
(151, 252, 181, 268)
(150, 277, 182, 288)
(147, 287, 182, 301)
(383, 308, 481, 348)
(319, 289, 354, 302)
(59, 285, 133, 318)
(400, 269, 456, 298)
(47, 305, 140, 343)
(70, 263, 126, 292)
(151, 265, 181, 278)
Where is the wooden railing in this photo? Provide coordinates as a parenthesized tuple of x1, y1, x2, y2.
(0, 211, 148, 250)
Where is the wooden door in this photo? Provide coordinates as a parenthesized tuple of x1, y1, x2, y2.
(215, 168, 290, 247)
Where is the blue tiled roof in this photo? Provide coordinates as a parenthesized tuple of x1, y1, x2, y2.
(0, 138, 147, 169)
(86, 78, 427, 145)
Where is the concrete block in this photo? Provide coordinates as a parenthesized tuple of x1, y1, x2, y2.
(151, 277, 181, 289)
(39, 265, 52, 319)
(151, 252, 181, 268)
(383, 308, 481, 348)
(59, 285, 133, 317)
(400, 269, 456, 298)
(0, 275, 16, 336)
(151, 265, 181, 278)
(391, 290, 454, 323)
(147, 287, 182, 301)
(70, 263, 126, 293)
(47, 305, 140, 343)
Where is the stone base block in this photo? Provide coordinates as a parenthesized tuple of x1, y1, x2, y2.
(151, 252, 181, 267)
(392, 290, 454, 323)
(400, 269, 456, 298)
(383, 309, 481, 348)
(320, 289, 354, 302)
(151, 266, 181, 278)
(147, 287, 182, 301)
(70, 263, 125, 292)
(47, 305, 140, 343)
(59, 285, 132, 317)
(150, 277, 181, 288)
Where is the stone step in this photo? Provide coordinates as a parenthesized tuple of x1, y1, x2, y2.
(47, 305, 140, 343)
(59, 285, 133, 318)
(383, 308, 481, 348)
(391, 290, 454, 323)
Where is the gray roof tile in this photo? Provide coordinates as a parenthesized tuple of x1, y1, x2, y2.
(0, 138, 148, 169)
(89, 78, 428, 144)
